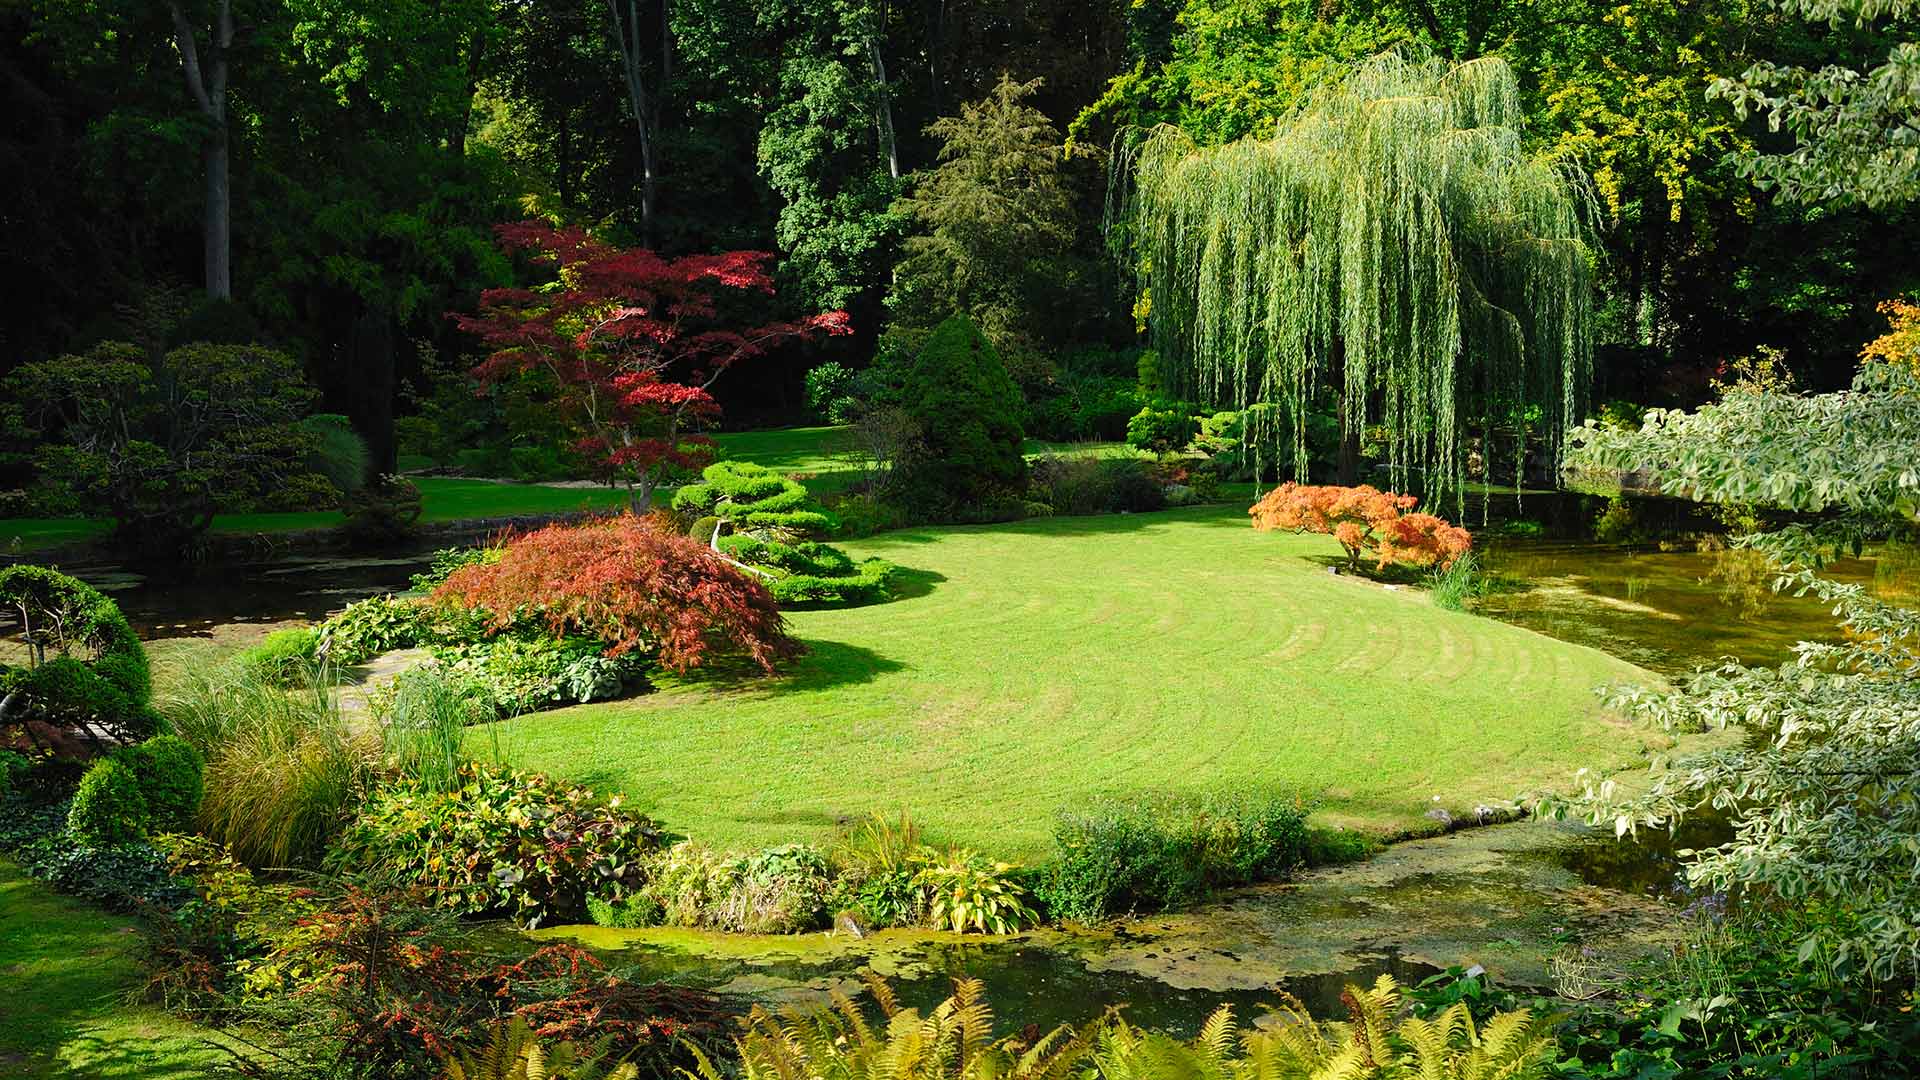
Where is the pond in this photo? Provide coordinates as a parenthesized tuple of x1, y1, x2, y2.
(521, 821, 1686, 1034)
(1475, 534, 1918, 676)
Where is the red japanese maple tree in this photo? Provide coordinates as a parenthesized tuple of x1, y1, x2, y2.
(454, 222, 851, 507)
(433, 513, 803, 674)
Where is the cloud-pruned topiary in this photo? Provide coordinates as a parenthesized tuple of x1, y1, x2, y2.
(672, 461, 838, 536)
(674, 461, 896, 607)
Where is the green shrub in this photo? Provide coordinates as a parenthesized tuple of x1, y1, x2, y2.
(894, 317, 1028, 521)
(636, 842, 833, 934)
(409, 546, 502, 592)
(804, 361, 860, 424)
(824, 492, 905, 539)
(116, 734, 205, 832)
(166, 666, 376, 867)
(67, 757, 150, 845)
(0, 565, 156, 741)
(342, 475, 424, 544)
(316, 595, 429, 665)
(1125, 405, 1198, 452)
(431, 634, 646, 714)
(913, 847, 1036, 934)
(1027, 454, 1167, 516)
(1036, 791, 1310, 921)
(299, 413, 370, 496)
(328, 764, 663, 927)
(238, 627, 320, 687)
(0, 750, 27, 797)
(508, 444, 568, 481)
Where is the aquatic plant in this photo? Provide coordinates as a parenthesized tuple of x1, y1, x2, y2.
(1123, 53, 1593, 508)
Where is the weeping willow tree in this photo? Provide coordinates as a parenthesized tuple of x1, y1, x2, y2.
(1124, 53, 1595, 510)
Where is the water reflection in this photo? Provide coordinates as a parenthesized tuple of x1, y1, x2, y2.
(1475, 537, 1915, 676)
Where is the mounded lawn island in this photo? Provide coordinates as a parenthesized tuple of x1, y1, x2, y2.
(501, 504, 1649, 855)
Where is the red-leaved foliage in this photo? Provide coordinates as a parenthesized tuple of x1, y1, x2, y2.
(433, 514, 804, 674)
(453, 222, 852, 507)
(1249, 482, 1471, 571)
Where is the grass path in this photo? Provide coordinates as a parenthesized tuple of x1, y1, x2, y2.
(493, 504, 1652, 857)
(0, 862, 226, 1079)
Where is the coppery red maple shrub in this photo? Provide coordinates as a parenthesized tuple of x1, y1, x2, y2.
(1249, 482, 1471, 571)
(433, 514, 803, 674)
(453, 222, 852, 507)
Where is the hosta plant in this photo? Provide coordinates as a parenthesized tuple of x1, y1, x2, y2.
(914, 847, 1037, 935)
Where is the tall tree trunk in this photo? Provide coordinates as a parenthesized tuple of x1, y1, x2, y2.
(870, 39, 899, 179)
(608, 0, 658, 246)
(169, 0, 234, 300)
(202, 119, 230, 299)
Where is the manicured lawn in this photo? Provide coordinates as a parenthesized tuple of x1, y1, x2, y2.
(0, 862, 226, 1079)
(492, 504, 1653, 857)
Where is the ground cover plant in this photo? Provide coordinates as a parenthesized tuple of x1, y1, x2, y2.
(495, 503, 1647, 855)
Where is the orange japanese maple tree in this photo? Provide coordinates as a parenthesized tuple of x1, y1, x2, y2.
(454, 222, 852, 509)
(1250, 482, 1471, 571)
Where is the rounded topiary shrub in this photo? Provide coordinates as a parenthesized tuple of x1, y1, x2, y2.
(117, 735, 205, 833)
(0, 565, 157, 743)
(67, 756, 151, 845)
(895, 316, 1028, 521)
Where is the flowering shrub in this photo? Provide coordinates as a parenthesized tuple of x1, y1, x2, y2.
(326, 765, 664, 928)
(433, 515, 803, 674)
(1249, 482, 1471, 571)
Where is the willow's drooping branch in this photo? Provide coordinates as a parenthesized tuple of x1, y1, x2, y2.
(1122, 52, 1595, 508)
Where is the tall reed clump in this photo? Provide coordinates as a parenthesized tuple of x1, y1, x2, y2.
(380, 666, 485, 792)
(164, 662, 376, 867)
(1427, 550, 1484, 612)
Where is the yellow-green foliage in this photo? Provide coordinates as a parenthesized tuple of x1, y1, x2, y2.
(686, 974, 1556, 1080)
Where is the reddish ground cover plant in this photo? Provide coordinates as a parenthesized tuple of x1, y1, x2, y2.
(1250, 482, 1471, 571)
(433, 514, 803, 674)
(454, 222, 852, 508)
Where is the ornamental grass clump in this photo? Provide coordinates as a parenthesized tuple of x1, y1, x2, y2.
(164, 665, 376, 867)
(433, 514, 803, 674)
